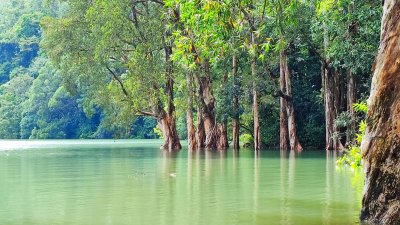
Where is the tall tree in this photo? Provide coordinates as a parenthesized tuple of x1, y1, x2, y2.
(42, 0, 182, 150)
(273, 0, 304, 151)
(360, 0, 400, 224)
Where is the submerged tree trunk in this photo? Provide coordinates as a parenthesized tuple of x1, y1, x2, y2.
(279, 52, 289, 151)
(186, 72, 197, 151)
(196, 107, 205, 149)
(217, 123, 228, 150)
(157, 46, 181, 151)
(217, 72, 229, 151)
(360, 1, 400, 224)
(281, 50, 303, 152)
(333, 70, 344, 150)
(323, 64, 343, 150)
(196, 60, 218, 150)
(251, 32, 261, 151)
(158, 111, 181, 151)
(232, 55, 240, 150)
(346, 69, 356, 145)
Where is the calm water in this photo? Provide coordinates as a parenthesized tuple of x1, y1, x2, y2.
(0, 140, 363, 225)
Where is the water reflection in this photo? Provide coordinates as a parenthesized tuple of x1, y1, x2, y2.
(0, 142, 363, 225)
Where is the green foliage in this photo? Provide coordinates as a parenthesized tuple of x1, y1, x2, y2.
(354, 101, 368, 113)
(0, 0, 382, 148)
(240, 133, 253, 148)
(337, 101, 368, 168)
(336, 145, 362, 168)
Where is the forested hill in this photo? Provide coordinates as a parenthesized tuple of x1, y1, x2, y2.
(0, 0, 161, 139)
(0, 0, 381, 150)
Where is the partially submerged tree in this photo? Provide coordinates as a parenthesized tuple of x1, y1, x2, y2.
(42, 0, 181, 150)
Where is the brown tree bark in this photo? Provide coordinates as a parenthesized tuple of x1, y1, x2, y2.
(186, 72, 197, 151)
(360, 1, 400, 224)
(217, 72, 229, 151)
(158, 111, 181, 151)
(280, 50, 302, 152)
(232, 55, 240, 150)
(196, 60, 218, 150)
(333, 69, 344, 150)
(217, 123, 228, 150)
(323, 64, 344, 150)
(251, 32, 261, 151)
(196, 108, 205, 149)
(346, 69, 356, 145)
(279, 52, 289, 151)
(156, 46, 181, 151)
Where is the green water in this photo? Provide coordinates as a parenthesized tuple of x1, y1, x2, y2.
(0, 140, 363, 225)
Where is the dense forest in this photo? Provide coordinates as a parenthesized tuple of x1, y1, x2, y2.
(0, 0, 381, 151)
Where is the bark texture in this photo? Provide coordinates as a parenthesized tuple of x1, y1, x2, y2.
(217, 72, 229, 151)
(217, 123, 228, 150)
(186, 73, 197, 151)
(196, 60, 218, 150)
(196, 108, 206, 149)
(279, 52, 289, 151)
(232, 55, 240, 150)
(251, 32, 261, 151)
(158, 112, 181, 151)
(360, 1, 400, 224)
(157, 46, 181, 151)
(280, 50, 302, 152)
(323, 64, 344, 150)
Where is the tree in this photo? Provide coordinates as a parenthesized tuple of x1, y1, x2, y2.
(360, 0, 400, 224)
(42, 0, 181, 150)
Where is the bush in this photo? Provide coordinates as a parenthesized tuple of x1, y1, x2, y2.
(240, 134, 253, 148)
(337, 102, 367, 168)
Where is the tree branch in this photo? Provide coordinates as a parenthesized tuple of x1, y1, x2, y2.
(106, 66, 129, 97)
(136, 110, 157, 118)
(274, 90, 293, 101)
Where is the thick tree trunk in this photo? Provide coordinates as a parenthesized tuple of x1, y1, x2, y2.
(281, 50, 302, 152)
(251, 32, 261, 151)
(323, 64, 343, 150)
(333, 70, 344, 150)
(157, 46, 181, 151)
(196, 60, 218, 150)
(186, 73, 197, 151)
(158, 112, 181, 151)
(322, 20, 343, 151)
(279, 52, 289, 151)
(217, 123, 228, 150)
(232, 55, 240, 150)
(360, 1, 400, 224)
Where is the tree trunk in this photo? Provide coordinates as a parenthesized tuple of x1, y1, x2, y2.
(346, 69, 356, 145)
(157, 46, 181, 151)
(281, 50, 303, 152)
(196, 108, 205, 149)
(251, 32, 261, 151)
(333, 69, 344, 150)
(232, 55, 240, 150)
(217, 71, 229, 151)
(279, 52, 289, 151)
(196, 60, 218, 150)
(360, 1, 400, 224)
(158, 112, 181, 151)
(323, 64, 343, 150)
(186, 72, 197, 151)
(217, 123, 228, 150)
